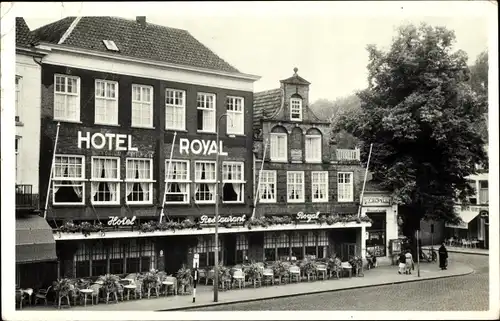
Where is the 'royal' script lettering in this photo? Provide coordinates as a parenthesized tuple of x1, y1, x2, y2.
(199, 215, 246, 225)
(107, 216, 137, 226)
(296, 211, 320, 222)
(78, 131, 138, 151)
(179, 138, 228, 156)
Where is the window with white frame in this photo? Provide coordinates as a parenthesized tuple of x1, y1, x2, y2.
(290, 98, 302, 121)
(165, 88, 185, 130)
(194, 161, 216, 203)
(287, 171, 304, 202)
(91, 157, 120, 204)
(95, 79, 118, 125)
(131, 84, 153, 128)
(15, 76, 21, 122)
(126, 158, 153, 204)
(165, 160, 190, 204)
(270, 133, 287, 162)
(222, 162, 245, 203)
(337, 172, 353, 202)
(305, 135, 322, 162)
(54, 74, 80, 122)
(259, 170, 277, 203)
(197, 92, 216, 132)
(226, 96, 244, 135)
(312, 171, 328, 202)
(15, 138, 19, 182)
(53, 155, 85, 205)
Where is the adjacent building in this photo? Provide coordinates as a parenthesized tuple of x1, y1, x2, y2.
(251, 68, 372, 263)
(32, 16, 260, 277)
(15, 18, 58, 289)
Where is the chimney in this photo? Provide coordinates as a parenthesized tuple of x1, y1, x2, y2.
(136, 16, 146, 25)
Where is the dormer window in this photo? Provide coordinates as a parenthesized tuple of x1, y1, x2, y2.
(103, 40, 119, 52)
(290, 98, 302, 121)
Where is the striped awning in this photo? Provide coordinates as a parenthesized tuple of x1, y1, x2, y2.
(16, 215, 57, 263)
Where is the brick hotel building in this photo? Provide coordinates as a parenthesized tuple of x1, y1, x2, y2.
(32, 16, 260, 278)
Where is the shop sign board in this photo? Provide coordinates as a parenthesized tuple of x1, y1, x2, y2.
(179, 138, 228, 156)
(78, 131, 138, 151)
(296, 211, 320, 222)
(362, 196, 392, 206)
(107, 216, 137, 226)
(199, 214, 246, 225)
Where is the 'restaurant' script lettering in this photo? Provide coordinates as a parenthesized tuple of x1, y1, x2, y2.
(199, 215, 246, 225)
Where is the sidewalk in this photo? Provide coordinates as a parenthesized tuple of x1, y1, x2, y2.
(24, 261, 473, 311)
(422, 245, 489, 256)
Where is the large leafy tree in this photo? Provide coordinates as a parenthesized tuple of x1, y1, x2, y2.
(333, 24, 488, 240)
(469, 50, 488, 143)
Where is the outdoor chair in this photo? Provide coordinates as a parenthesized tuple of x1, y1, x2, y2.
(146, 279, 160, 299)
(57, 290, 71, 309)
(197, 269, 207, 284)
(21, 288, 34, 306)
(289, 266, 301, 283)
(341, 262, 353, 278)
(34, 286, 51, 306)
(262, 268, 274, 286)
(446, 238, 454, 247)
(116, 283, 125, 301)
(316, 264, 328, 280)
(68, 284, 80, 306)
(16, 290, 23, 309)
(103, 286, 119, 304)
(206, 270, 215, 286)
(134, 280, 143, 300)
(163, 276, 177, 296)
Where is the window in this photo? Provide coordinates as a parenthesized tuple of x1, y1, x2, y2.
(165, 160, 190, 204)
(270, 133, 287, 162)
(338, 172, 353, 202)
(91, 157, 120, 204)
(236, 234, 249, 264)
(287, 171, 304, 203)
(54, 74, 80, 122)
(194, 236, 222, 267)
(226, 96, 244, 135)
(197, 93, 216, 132)
(277, 233, 290, 260)
(366, 213, 386, 257)
(305, 135, 322, 162)
(194, 161, 216, 203)
(109, 241, 124, 275)
(165, 88, 185, 130)
(317, 231, 328, 259)
(305, 232, 317, 257)
(259, 170, 277, 203)
(126, 158, 153, 204)
(264, 233, 277, 262)
(290, 98, 302, 121)
(103, 40, 119, 52)
(131, 84, 153, 128)
(15, 76, 21, 122)
(291, 233, 303, 260)
(53, 155, 85, 205)
(15, 138, 19, 182)
(222, 162, 245, 203)
(126, 239, 155, 273)
(479, 180, 488, 204)
(95, 80, 118, 125)
(312, 171, 328, 202)
(91, 242, 107, 277)
(75, 243, 91, 277)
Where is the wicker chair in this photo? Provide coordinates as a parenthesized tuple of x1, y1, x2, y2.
(262, 268, 274, 286)
(163, 276, 177, 296)
(34, 286, 52, 306)
(146, 279, 160, 299)
(289, 266, 301, 283)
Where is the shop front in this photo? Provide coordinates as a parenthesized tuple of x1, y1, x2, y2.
(361, 193, 399, 265)
(445, 205, 489, 248)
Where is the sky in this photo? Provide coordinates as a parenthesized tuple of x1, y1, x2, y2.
(13, 1, 494, 102)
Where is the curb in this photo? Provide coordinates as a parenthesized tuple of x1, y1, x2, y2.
(159, 268, 474, 311)
(422, 247, 489, 257)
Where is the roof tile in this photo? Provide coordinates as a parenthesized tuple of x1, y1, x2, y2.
(32, 16, 239, 73)
(15, 17, 38, 47)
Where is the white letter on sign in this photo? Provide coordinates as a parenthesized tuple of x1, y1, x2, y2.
(91, 133, 106, 149)
(179, 138, 189, 155)
(78, 131, 90, 149)
(115, 134, 127, 151)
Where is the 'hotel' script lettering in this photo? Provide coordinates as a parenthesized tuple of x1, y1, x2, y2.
(296, 211, 320, 222)
(78, 131, 138, 151)
(107, 216, 137, 226)
(179, 138, 228, 156)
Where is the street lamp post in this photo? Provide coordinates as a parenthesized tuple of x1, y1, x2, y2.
(214, 113, 230, 303)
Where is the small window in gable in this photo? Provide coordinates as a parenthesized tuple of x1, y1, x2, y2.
(103, 40, 119, 52)
(290, 97, 302, 121)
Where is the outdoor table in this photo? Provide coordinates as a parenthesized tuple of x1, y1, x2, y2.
(79, 289, 94, 306)
(94, 280, 104, 285)
(471, 240, 480, 248)
(341, 262, 353, 278)
(124, 284, 137, 300)
(232, 274, 245, 289)
(161, 280, 174, 296)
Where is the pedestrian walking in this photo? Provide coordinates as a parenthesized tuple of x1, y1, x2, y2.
(398, 252, 406, 274)
(438, 242, 448, 270)
(404, 249, 414, 274)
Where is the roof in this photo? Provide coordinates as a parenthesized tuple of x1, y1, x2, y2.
(253, 88, 326, 133)
(280, 67, 311, 85)
(364, 180, 391, 193)
(32, 16, 240, 73)
(15, 17, 38, 48)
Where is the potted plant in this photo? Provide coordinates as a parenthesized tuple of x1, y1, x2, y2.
(176, 265, 193, 294)
(97, 274, 121, 303)
(271, 260, 288, 284)
(300, 259, 317, 281)
(217, 263, 231, 290)
(141, 270, 160, 298)
(52, 278, 73, 307)
(243, 262, 262, 287)
(349, 255, 363, 277)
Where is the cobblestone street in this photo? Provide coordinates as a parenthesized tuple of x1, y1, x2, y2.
(192, 253, 489, 311)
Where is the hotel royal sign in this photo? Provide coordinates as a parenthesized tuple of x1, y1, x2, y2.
(78, 131, 138, 151)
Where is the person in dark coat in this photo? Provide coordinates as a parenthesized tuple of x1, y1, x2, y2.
(438, 242, 448, 270)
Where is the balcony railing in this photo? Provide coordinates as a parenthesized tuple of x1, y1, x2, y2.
(479, 189, 488, 205)
(16, 184, 38, 210)
(336, 148, 360, 161)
